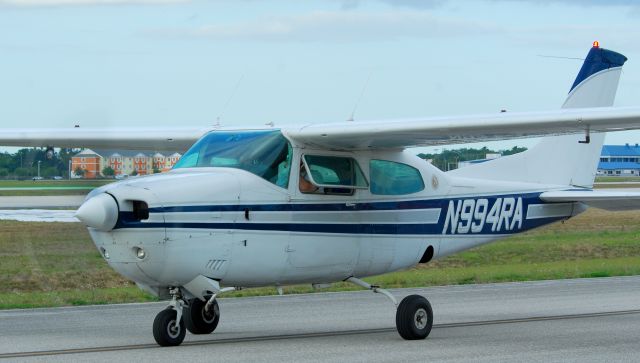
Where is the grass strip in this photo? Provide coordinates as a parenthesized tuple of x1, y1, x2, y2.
(0, 207, 638, 309)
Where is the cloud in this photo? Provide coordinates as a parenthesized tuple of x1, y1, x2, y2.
(489, 0, 638, 6)
(340, 0, 445, 10)
(343, 0, 636, 10)
(0, 0, 188, 6)
(154, 10, 500, 42)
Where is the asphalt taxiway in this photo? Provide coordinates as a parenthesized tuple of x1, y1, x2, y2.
(1, 276, 639, 362)
(0, 195, 84, 208)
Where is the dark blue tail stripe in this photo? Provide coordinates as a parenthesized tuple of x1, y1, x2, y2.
(570, 46, 627, 93)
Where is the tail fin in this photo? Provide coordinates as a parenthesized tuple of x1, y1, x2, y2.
(449, 43, 628, 188)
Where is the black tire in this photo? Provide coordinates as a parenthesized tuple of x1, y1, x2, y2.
(395, 294, 433, 340)
(183, 299, 220, 335)
(153, 308, 186, 346)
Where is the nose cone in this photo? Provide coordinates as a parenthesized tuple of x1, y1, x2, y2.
(75, 193, 119, 231)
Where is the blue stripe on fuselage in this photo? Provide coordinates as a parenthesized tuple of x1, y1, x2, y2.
(114, 192, 572, 236)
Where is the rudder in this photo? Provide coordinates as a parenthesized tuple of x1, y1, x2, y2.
(449, 44, 628, 188)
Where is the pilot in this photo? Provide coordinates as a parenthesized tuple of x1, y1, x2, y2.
(299, 162, 318, 193)
(275, 145, 292, 188)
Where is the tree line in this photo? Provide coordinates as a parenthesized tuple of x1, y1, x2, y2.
(417, 146, 527, 171)
(0, 148, 76, 179)
(0, 146, 527, 180)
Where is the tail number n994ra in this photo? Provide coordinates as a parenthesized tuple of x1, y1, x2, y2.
(442, 197, 523, 235)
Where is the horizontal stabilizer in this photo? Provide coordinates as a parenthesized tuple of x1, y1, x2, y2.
(540, 190, 640, 211)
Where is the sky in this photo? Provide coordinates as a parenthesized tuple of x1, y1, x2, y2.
(1, 0, 640, 153)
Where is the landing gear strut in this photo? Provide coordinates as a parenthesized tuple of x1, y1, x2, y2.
(347, 277, 433, 340)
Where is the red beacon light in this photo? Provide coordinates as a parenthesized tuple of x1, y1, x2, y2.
(593, 40, 600, 48)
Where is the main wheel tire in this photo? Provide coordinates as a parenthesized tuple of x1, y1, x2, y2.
(395, 294, 433, 340)
(153, 308, 186, 346)
(183, 299, 220, 335)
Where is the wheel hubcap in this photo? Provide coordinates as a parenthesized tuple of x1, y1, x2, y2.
(167, 319, 180, 338)
(201, 306, 216, 324)
(414, 308, 428, 330)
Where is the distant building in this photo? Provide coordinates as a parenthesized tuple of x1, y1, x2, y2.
(71, 149, 182, 179)
(71, 149, 102, 179)
(597, 144, 640, 176)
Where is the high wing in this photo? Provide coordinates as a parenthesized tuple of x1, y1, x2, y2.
(540, 190, 640, 211)
(285, 106, 640, 150)
(3, 106, 640, 152)
(0, 127, 213, 152)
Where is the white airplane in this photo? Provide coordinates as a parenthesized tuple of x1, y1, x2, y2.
(3, 42, 640, 346)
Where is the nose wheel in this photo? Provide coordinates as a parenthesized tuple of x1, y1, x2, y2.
(153, 308, 186, 346)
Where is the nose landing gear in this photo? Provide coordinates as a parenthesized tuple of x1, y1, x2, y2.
(152, 286, 230, 346)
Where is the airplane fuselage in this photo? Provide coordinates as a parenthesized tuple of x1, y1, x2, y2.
(84, 140, 581, 298)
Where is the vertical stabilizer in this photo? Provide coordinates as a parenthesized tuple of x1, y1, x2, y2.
(449, 44, 628, 188)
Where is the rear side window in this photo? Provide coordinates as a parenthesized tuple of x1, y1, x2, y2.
(369, 160, 425, 195)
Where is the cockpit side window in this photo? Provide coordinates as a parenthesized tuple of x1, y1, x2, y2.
(300, 155, 368, 195)
(173, 130, 292, 188)
(369, 159, 425, 195)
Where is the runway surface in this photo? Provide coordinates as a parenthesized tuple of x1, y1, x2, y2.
(1, 276, 640, 362)
(0, 196, 84, 208)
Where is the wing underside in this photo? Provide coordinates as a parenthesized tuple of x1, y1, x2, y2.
(285, 106, 640, 150)
(0, 127, 211, 152)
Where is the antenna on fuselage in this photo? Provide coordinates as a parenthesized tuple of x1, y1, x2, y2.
(346, 71, 372, 122)
(215, 74, 244, 127)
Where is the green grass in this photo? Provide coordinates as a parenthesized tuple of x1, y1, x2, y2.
(0, 288, 156, 309)
(595, 176, 640, 183)
(0, 207, 639, 309)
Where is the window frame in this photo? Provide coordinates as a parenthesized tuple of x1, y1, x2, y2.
(300, 154, 369, 190)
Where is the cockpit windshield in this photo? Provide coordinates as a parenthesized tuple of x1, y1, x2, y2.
(173, 130, 292, 188)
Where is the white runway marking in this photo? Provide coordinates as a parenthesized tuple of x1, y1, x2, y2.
(0, 209, 78, 222)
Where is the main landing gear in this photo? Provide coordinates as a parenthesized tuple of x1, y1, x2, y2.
(347, 277, 433, 340)
(152, 287, 226, 346)
(152, 279, 432, 346)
